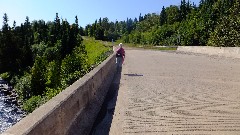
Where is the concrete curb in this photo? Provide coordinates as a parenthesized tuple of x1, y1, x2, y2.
(177, 46, 240, 58)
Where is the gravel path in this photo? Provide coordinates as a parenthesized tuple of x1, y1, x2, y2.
(109, 49, 240, 135)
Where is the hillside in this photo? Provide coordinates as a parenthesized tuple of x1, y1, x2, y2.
(85, 0, 240, 47)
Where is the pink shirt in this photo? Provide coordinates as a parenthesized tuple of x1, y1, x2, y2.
(116, 48, 125, 57)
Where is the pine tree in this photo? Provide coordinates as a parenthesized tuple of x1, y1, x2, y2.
(160, 6, 167, 25)
(52, 13, 61, 43)
(0, 13, 22, 73)
(180, 0, 187, 20)
(139, 13, 143, 22)
(2, 13, 9, 32)
(13, 20, 16, 29)
(75, 15, 79, 33)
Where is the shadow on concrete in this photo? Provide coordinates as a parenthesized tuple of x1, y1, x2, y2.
(124, 73, 143, 77)
(90, 66, 122, 135)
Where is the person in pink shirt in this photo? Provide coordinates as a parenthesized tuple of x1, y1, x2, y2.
(115, 43, 125, 68)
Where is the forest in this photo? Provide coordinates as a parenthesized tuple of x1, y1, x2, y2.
(0, 13, 110, 112)
(0, 0, 239, 112)
(85, 0, 240, 47)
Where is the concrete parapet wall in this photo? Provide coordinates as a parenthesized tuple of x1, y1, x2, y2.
(3, 54, 116, 135)
(177, 46, 240, 58)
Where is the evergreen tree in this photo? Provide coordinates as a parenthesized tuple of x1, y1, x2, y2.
(180, 0, 187, 20)
(75, 15, 79, 33)
(2, 13, 9, 31)
(79, 26, 85, 36)
(160, 6, 167, 25)
(139, 13, 143, 22)
(31, 56, 47, 96)
(166, 5, 180, 24)
(13, 20, 16, 29)
(0, 13, 21, 73)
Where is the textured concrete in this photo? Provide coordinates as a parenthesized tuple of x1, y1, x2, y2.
(2, 53, 116, 135)
(178, 46, 240, 58)
(109, 49, 240, 135)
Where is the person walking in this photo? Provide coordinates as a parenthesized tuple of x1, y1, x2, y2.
(115, 43, 125, 71)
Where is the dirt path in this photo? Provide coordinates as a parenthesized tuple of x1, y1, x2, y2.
(109, 49, 240, 135)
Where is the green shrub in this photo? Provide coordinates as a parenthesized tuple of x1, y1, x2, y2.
(15, 73, 32, 100)
(94, 51, 110, 65)
(61, 56, 87, 88)
(0, 72, 10, 80)
(44, 87, 62, 100)
(31, 56, 47, 96)
(23, 95, 43, 113)
(0, 72, 11, 83)
(45, 61, 61, 89)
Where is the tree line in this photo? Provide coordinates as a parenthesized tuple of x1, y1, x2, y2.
(0, 13, 90, 112)
(85, 0, 240, 47)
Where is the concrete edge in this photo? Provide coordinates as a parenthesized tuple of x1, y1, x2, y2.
(177, 46, 240, 59)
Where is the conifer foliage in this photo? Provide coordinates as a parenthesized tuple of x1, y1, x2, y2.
(0, 13, 88, 112)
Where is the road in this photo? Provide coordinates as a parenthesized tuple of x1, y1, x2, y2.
(94, 49, 240, 135)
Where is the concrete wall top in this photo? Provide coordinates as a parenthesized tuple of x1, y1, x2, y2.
(177, 46, 240, 59)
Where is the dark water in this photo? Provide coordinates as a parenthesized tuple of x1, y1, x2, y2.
(0, 89, 25, 133)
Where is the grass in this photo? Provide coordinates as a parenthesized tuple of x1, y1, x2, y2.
(83, 37, 112, 66)
(115, 39, 177, 51)
(141, 45, 177, 51)
(83, 38, 177, 65)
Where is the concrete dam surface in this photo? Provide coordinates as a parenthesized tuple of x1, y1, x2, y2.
(2, 46, 240, 135)
(109, 48, 240, 135)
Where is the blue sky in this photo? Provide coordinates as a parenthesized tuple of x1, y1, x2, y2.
(0, 0, 200, 27)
